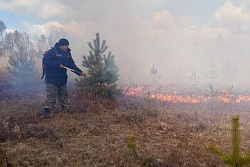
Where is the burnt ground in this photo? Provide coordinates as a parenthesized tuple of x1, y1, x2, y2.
(1, 88, 250, 167)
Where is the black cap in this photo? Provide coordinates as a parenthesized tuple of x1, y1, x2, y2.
(59, 38, 69, 46)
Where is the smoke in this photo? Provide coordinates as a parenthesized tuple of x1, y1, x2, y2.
(6, 0, 250, 89)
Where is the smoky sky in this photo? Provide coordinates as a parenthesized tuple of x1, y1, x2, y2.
(4, 0, 250, 88)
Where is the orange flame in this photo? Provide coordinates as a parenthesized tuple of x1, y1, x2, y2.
(121, 85, 250, 104)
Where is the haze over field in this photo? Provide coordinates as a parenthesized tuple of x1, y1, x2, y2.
(1, 0, 250, 87)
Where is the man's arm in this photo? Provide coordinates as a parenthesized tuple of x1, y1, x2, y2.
(60, 65, 86, 76)
(66, 55, 84, 76)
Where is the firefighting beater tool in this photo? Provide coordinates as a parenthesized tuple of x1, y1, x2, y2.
(61, 66, 82, 75)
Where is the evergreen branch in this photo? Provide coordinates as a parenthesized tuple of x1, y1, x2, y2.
(108, 51, 112, 58)
(82, 56, 91, 68)
(93, 39, 98, 51)
(101, 46, 108, 54)
(87, 42, 95, 51)
(101, 40, 106, 51)
(103, 54, 108, 66)
(240, 155, 250, 164)
(96, 33, 100, 51)
(209, 144, 229, 158)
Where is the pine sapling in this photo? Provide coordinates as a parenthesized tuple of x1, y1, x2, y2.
(209, 115, 250, 167)
(76, 33, 119, 99)
(126, 134, 138, 157)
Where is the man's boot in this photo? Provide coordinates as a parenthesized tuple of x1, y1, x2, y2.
(44, 108, 51, 118)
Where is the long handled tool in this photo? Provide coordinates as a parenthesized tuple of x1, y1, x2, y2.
(61, 66, 82, 75)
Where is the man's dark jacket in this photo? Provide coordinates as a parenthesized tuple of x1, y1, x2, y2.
(43, 43, 82, 86)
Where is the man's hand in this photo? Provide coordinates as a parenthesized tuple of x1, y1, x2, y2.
(80, 72, 87, 76)
(60, 64, 65, 68)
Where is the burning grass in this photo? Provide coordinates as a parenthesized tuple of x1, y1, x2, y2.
(0, 86, 250, 166)
(122, 84, 250, 104)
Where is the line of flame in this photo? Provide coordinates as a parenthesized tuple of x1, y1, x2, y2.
(121, 86, 250, 104)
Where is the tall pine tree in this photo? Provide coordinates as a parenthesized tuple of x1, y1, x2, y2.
(76, 33, 119, 98)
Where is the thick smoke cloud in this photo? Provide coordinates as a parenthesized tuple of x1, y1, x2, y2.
(13, 0, 250, 88)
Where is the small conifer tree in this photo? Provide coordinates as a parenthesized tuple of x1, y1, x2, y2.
(126, 134, 138, 157)
(209, 115, 250, 167)
(8, 47, 35, 77)
(191, 70, 200, 87)
(76, 33, 119, 99)
(150, 64, 162, 84)
(150, 64, 158, 84)
(7, 31, 36, 85)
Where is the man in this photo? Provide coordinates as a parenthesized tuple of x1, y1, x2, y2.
(43, 38, 86, 118)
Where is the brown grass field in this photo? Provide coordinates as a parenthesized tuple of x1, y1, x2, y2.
(1, 86, 250, 167)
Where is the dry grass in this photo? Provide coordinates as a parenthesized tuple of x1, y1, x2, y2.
(0, 89, 250, 167)
(0, 145, 9, 167)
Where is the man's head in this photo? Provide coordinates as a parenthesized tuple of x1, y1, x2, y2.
(58, 38, 69, 51)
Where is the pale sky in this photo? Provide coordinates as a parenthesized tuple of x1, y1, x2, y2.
(1, 0, 250, 87)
